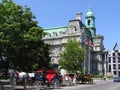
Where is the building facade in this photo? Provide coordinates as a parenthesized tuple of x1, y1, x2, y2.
(107, 43, 120, 77)
(42, 8, 104, 75)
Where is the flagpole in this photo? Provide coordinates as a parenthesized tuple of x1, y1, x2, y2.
(88, 42, 90, 74)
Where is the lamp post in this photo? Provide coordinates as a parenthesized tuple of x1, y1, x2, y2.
(103, 50, 108, 79)
(8, 69, 15, 90)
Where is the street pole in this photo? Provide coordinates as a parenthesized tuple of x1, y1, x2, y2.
(8, 69, 15, 90)
(83, 44, 86, 74)
(10, 77, 15, 90)
(23, 75, 27, 90)
(88, 45, 90, 74)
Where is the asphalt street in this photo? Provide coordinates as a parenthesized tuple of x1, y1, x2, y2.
(54, 79, 120, 90)
(2, 79, 120, 90)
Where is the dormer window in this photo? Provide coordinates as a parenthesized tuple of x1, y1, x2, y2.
(45, 33, 51, 37)
(53, 32, 57, 36)
(59, 31, 63, 36)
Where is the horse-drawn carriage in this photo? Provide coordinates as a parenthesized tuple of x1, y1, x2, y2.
(62, 73, 77, 86)
(76, 74, 93, 84)
(33, 69, 61, 89)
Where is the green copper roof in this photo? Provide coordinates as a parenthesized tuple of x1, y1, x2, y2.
(86, 8, 94, 17)
(44, 26, 66, 36)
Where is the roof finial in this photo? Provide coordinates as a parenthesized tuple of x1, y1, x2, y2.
(88, 3, 92, 12)
(89, 3, 91, 9)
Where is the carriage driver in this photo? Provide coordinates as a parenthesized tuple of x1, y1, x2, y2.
(34, 70, 47, 83)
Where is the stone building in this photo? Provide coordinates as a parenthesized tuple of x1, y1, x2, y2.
(107, 43, 120, 77)
(42, 7, 104, 75)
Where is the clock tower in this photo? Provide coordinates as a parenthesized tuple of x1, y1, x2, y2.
(86, 7, 96, 37)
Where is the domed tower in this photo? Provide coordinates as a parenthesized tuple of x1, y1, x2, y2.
(86, 7, 96, 37)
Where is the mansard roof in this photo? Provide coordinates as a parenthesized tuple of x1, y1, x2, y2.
(68, 19, 92, 39)
(44, 26, 66, 36)
(79, 21, 93, 41)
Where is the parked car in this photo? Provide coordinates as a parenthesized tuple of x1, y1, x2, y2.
(113, 77, 120, 82)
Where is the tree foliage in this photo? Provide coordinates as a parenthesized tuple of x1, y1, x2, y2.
(59, 38, 84, 73)
(0, 0, 50, 72)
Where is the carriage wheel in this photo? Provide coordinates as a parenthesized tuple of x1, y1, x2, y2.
(52, 79, 60, 89)
(66, 80, 70, 86)
(34, 81, 42, 88)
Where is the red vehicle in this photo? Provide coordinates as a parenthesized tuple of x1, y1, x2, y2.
(34, 69, 60, 89)
(45, 70, 60, 88)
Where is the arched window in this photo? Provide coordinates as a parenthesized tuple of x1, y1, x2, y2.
(88, 19, 90, 26)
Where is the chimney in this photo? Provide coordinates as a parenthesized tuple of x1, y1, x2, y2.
(76, 12, 82, 21)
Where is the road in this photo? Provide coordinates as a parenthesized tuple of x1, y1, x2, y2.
(53, 80, 120, 90)
(2, 79, 120, 90)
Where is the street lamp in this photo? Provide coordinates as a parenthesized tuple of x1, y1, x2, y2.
(103, 49, 108, 79)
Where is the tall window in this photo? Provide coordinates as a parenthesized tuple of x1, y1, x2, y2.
(118, 57, 120, 63)
(113, 53, 115, 56)
(113, 64, 116, 69)
(109, 57, 111, 63)
(113, 58, 116, 63)
(88, 20, 90, 26)
(109, 65, 111, 72)
(118, 64, 120, 69)
(118, 53, 120, 56)
(113, 71, 116, 75)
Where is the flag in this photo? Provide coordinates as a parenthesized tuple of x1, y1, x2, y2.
(89, 40, 94, 47)
(84, 36, 89, 45)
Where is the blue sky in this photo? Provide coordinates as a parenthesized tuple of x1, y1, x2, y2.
(10, 0, 120, 50)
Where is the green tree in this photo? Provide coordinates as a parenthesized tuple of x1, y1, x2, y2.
(0, 0, 50, 73)
(59, 38, 84, 73)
